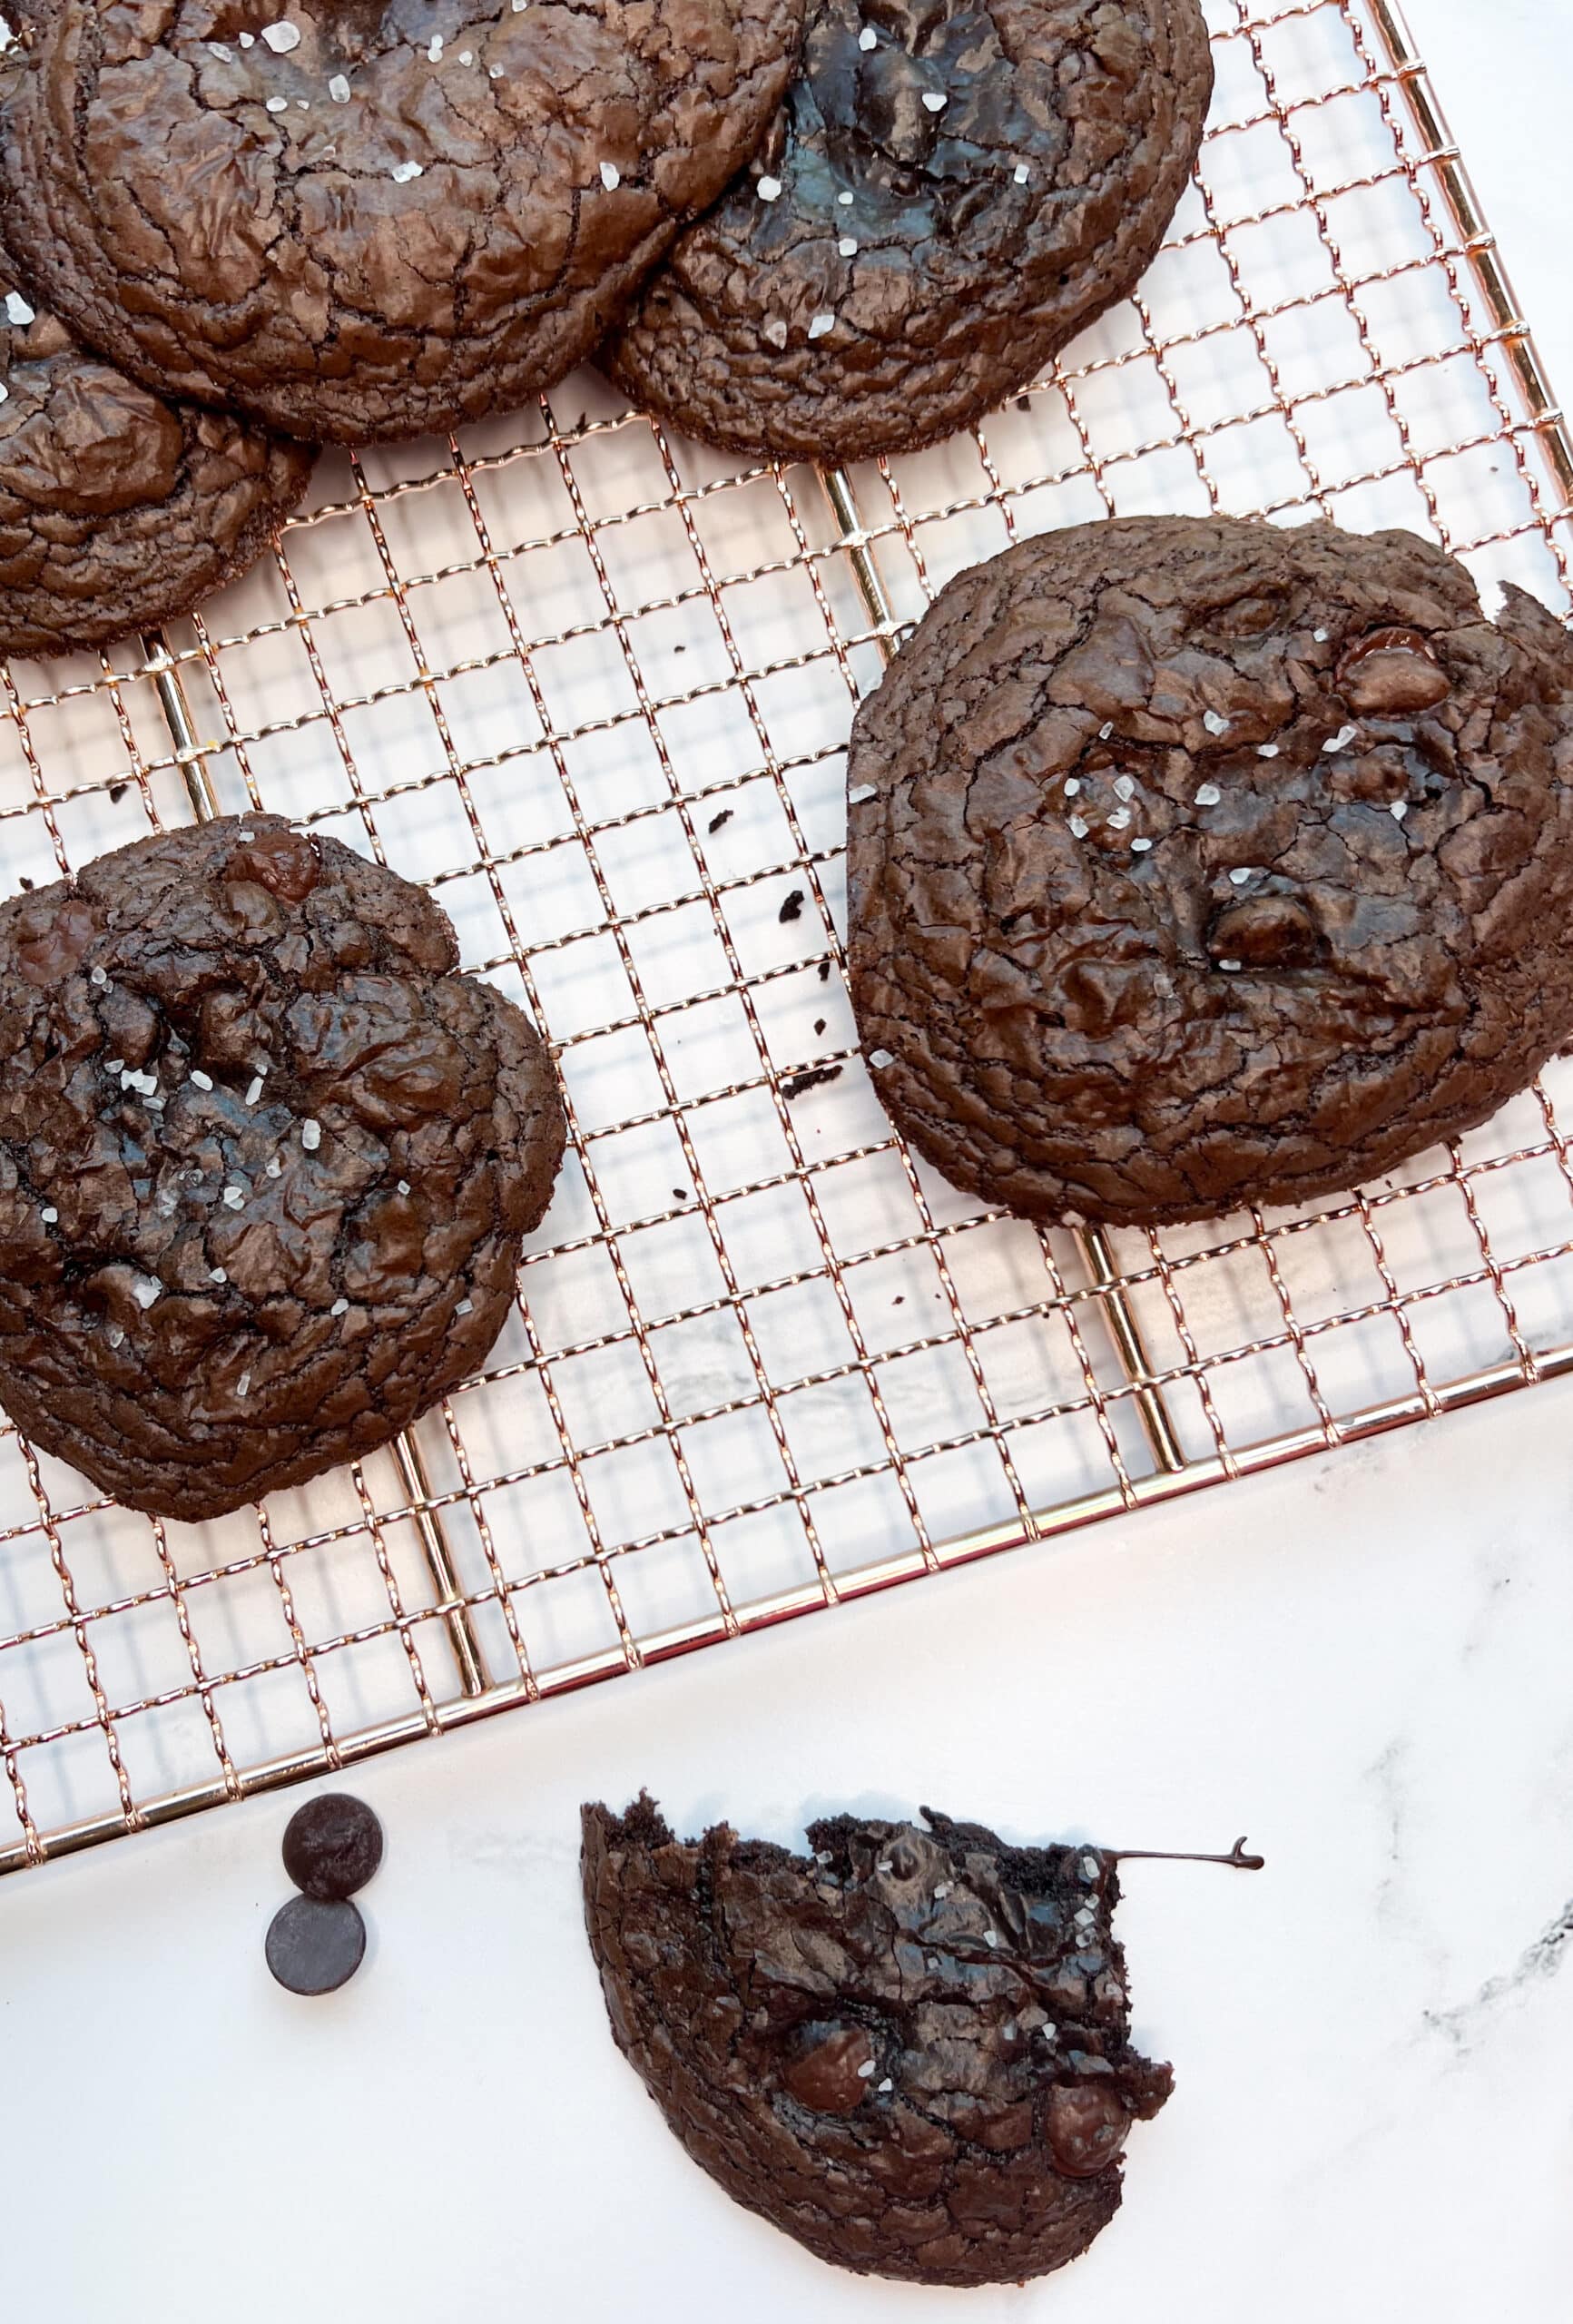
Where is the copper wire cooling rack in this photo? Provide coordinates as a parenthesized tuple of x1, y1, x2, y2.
(2, 0, 1570, 1878)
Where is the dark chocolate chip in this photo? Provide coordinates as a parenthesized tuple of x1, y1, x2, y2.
(281, 1791, 384, 1901)
(265, 1895, 367, 1996)
(813, 1017, 826, 1035)
(779, 889, 805, 923)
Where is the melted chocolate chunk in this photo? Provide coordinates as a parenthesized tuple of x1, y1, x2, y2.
(0, 815, 565, 1520)
(605, 0, 1212, 463)
(582, 1796, 1172, 2287)
(1, 0, 805, 442)
(847, 516, 1573, 1225)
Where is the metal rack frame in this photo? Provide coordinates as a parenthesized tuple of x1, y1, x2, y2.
(2, 0, 1569, 1877)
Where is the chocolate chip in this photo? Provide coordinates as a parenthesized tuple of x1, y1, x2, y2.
(778, 889, 805, 924)
(265, 1895, 367, 1996)
(281, 1791, 384, 1899)
(813, 1017, 827, 1035)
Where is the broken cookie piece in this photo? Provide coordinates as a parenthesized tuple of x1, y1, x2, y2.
(581, 1795, 1173, 2286)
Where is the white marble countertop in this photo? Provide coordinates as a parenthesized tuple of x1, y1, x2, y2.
(5, 5, 1572, 2319)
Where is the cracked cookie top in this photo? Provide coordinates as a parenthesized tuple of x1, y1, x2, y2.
(0, 0, 805, 440)
(0, 815, 565, 1520)
(582, 1796, 1172, 2287)
(0, 247, 311, 655)
(847, 517, 1573, 1226)
(604, 0, 1212, 464)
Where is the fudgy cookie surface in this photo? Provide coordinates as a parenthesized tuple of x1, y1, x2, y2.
(0, 0, 805, 442)
(582, 1796, 1172, 2286)
(0, 816, 565, 1520)
(604, 0, 1212, 465)
(0, 256, 311, 656)
(847, 517, 1573, 1226)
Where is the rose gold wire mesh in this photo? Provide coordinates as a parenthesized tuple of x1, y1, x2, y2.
(2, 0, 1570, 1876)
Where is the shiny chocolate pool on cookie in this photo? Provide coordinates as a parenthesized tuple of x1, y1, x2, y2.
(848, 516, 1573, 1226)
(582, 1796, 1172, 2286)
(0, 816, 564, 1520)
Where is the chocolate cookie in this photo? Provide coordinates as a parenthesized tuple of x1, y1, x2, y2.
(847, 517, 1573, 1226)
(582, 1796, 1173, 2286)
(0, 816, 565, 1520)
(0, 0, 805, 443)
(0, 256, 311, 657)
(603, 0, 1212, 465)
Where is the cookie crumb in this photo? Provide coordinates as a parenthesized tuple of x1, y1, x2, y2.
(778, 889, 805, 923)
(707, 808, 733, 833)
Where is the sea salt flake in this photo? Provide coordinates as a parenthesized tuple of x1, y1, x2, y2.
(206, 39, 232, 58)
(397, 1179, 411, 1196)
(847, 783, 877, 804)
(984, 1931, 998, 1947)
(40, 1206, 57, 1224)
(599, 161, 621, 190)
(459, 49, 473, 64)
(329, 72, 350, 101)
(1098, 721, 1114, 740)
(808, 310, 836, 340)
(1203, 709, 1232, 737)
(300, 1118, 322, 1151)
(1131, 835, 1154, 852)
(1013, 162, 1029, 184)
(1256, 743, 1280, 759)
(1081, 1855, 1100, 1881)
(756, 174, 782, 202)
(235, 1371, 251, 1399)
(1113, 773, 1136, 801)
(857, 2059, 876, 2079)
(869, 1048, 894, 1069)
(265, 95, 290, 111)
(921, 90, 948, 111)
(211, 1268, 227, 1285)
(237, 829, 255, 841)
(1218, 956, 1243, 971)
(1228, 865, 1256, 885)
(245, 1076, 264, 1106)
(1063, 776, 1081, 796)
(877, 2077, 893, 2093)
(454, 1296, 473, 1315)
(390, 160, 424, 182)
(133, 1275, 162, 1310)
(5, 290, 34, 325)
(296, 97, 309, 108)
(222, 1186, 245, 1210)
(331, 1296, 349, 1316)
(190, 1068, 213, 1090)
(934, 1883, 949, 1898)
(90, 965, 109, 987)
(1390, 799, 1409, 821)
(858, 23, 877, 44)
(261, 19, 300, 51)
(107, 1324, 125, 1348)
(267, 1156, 282, 1178)
(489, 64, 502, 76)
(1067, 813, 1089, 838)
(1323, 724, 1358, 753)
(428, 33, 443, 57)
(1106, 805, 1132, 831)
(837, 189, 855, 207)
(1194, 782, 1222, 805)
(762, 317, 788, 349)
(240, 30, 255, 44)
(1313, 626, 1329, 642)
(838, 236, 858, 257)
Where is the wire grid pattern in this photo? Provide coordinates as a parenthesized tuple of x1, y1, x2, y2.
(3, 0, 1571, 1873)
